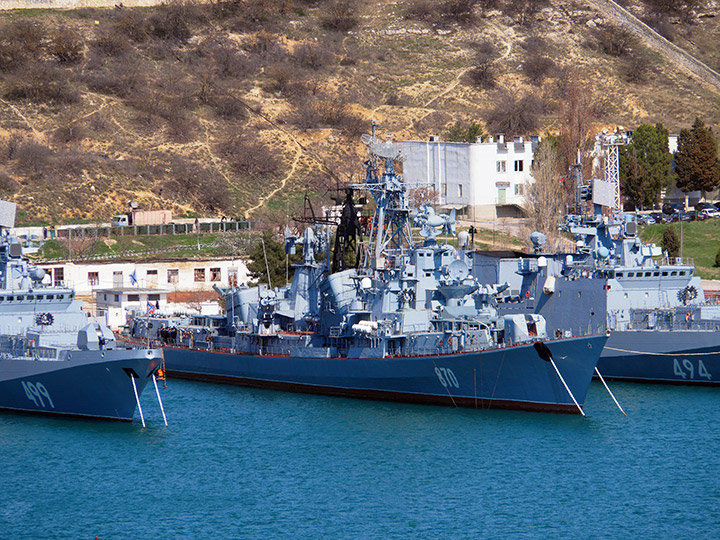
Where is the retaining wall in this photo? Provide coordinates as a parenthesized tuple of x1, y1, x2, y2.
(0, 0, 165, 10)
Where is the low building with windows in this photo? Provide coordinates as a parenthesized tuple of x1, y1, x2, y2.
(401, 135, 540, 219)
(37, 258, 250, 328)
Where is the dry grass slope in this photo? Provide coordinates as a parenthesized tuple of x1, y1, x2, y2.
(0, 0, 719, 228)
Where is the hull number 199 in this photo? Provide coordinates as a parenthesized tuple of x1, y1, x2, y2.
(673, 358, 712, 380)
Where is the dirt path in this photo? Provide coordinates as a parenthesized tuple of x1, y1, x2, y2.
(244, 145, 302, 219)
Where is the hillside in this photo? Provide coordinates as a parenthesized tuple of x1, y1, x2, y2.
(1, 0, 720, 229)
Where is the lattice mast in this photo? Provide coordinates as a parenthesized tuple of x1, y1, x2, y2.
(596, 131, 630, 211)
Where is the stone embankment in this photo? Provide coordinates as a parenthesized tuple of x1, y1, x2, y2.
(589, 0, 720, 91)
(0, 0, 164, 9)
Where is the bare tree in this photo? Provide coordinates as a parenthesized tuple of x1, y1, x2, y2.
(524, 138, 568, 250)
(557, 73, 601, 173)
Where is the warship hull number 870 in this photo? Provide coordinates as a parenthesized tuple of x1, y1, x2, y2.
(131, 125, 608, 414)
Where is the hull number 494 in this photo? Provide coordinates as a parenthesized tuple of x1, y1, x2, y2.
(673, 358, 712, 380)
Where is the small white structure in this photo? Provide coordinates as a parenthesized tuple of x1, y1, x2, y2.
(95, 287, 171, 330)
(401, 135, 540, 219)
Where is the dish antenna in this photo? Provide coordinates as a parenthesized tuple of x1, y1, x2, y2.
(362, 131, 403, 161)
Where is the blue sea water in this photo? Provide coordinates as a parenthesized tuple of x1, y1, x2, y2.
(1, 380, 719, 540)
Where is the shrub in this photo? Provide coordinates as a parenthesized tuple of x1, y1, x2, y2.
(146, 1, 204, 42)
(91, 29, 133, 57)
(403, 0, 435, 23)
(163, 157, 232, 213)
(217, 135, 280, 178)
(485, 88, 544, 136)
(592, 24, 635, 57)
(110, 9, 150, 42)
(0, 20, 45, 71)
(438, 0, 478, 26)
(3, 62, 79, 105)
(13, 140, 54, 175)
(293, 42, 334, 71)
(210, 94, 247, 120)
(522, 54, 556, 85)
(53, 124, 86, 145)
(0, 171, 20, 196)
(264, 63, 307, 97)
(48, 27, 84, 64)
(467, 60, 496, 89)
(84, 54, 147, 98)
(320, 1, 359, 32)
(404, 0, 477, 27)
(624, 52, 651, 83)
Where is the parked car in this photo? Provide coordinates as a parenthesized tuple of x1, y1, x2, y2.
(651, 212, 669, 223)
(677, 211, 692, 222)
(699, 208, 720, 219)
(695, 202, 716, 211)
(662, 203, 684, 215)
(637, 214, 656, 225)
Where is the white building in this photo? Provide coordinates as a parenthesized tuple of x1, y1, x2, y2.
(37, 258, 250, 327)
(401, 135, 541, 219)
(38, 258, 250, 295)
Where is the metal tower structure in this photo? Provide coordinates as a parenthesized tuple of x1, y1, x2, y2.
(595, 131, 630, 210)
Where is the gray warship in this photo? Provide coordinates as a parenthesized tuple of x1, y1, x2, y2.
(472, 162, 720, 385)
(128, 126, 609, 414)
(0, 201, 165, 421)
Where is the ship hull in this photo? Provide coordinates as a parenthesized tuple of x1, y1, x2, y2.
(0, 348, 163, 420)
(597, 330, 720, 385)
(159, 335, 606, 414)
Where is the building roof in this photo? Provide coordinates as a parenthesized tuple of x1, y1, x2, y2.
(94, 287, 172, 294)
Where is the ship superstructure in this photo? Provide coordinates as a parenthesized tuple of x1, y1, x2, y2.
(0, 201, 164, 421)
(130, 126, 608, 413)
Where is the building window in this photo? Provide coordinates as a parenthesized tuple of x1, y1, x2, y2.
(148, 294, 160, 301)
(114, 295, 119, 302)
(147, 269, 158, 285)
(210, 267, 221, 282)
(496, 160, 506, 173)
(53, 267, 64, 287)
(514, 160, 523, 172)
(458, 184, 463, 197)
(228, 268, 238, 287)
(167, 269, 179, 284)
(113, 271, 123, 287)
(514, 184, 524, 195)
(128, 294, 140, 301)
(194, 268, 206, 282)
(88, 272, 99, 286)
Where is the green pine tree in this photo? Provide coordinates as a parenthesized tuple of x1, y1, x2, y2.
(445, 121, 485, 143)
(662, 226, 680, 258)
(247, 230, 302, 286)
(619, 123, 673, 209)
(675, 117, 720, 195)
